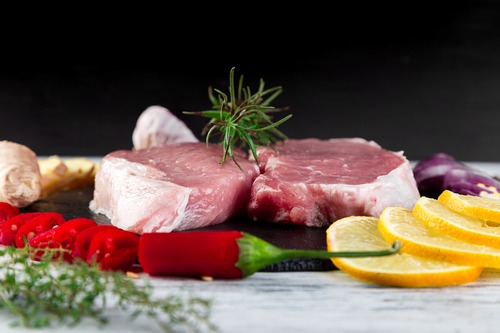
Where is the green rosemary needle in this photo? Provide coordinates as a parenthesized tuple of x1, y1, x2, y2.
(184, 67, 292, 168)
(0, 246, 217, 332)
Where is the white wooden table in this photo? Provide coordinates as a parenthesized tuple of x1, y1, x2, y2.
(1, 269, 500, 333)
(1, 161, 500, 333)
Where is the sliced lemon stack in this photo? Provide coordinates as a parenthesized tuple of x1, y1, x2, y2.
(379, 206, 500, 268)
(326, 216, 483, 287)
(326, 189, 500, 287)
(438, 189, 500, 222)
(413, 195, 500, 248)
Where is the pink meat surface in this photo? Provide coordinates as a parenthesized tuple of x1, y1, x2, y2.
(90, 142, 260, 233)
(247, 138, 420, 227)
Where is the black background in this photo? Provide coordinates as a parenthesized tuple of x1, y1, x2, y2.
(3, 1, 500, 162)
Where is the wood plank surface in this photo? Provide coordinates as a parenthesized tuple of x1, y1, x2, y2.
(1, 269, 500, 333)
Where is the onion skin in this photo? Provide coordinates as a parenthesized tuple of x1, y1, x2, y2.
(413, 153, 500, 198)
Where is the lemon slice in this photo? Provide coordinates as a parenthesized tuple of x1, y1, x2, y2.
(438, 189, 500, 222)
(413, 196, 500, 248)
(379, 206, 500, 268)
(326, 216, 482, 287)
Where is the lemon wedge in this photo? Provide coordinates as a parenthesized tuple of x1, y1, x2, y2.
(413, 196, 500, 248)
(379, 206, 500, 268)
(326, 216, 482, 287)
(438, 189, 500, 222)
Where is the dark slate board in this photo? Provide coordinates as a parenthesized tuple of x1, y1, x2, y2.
(22, 187, 336, 272)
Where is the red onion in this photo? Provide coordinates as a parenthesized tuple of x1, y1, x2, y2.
(413, 153, 500, 198)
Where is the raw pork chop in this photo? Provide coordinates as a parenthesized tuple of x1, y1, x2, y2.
(247, 138, 420, 227)
(90, 142, 260, 233)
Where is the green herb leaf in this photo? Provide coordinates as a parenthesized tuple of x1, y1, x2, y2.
(0, 246, 217, 332)
(184, 67, 292, 167)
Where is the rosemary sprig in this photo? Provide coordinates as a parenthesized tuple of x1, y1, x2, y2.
(184, 67, 292, 167)
(0, 246, 217, 332)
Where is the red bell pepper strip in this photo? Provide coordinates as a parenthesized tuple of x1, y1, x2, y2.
(86, 228, 140, 271)
(72, 224, 120, 261)
(15, 212, 66, 248)
(138, 230, 401, 279)
(0, 212, 45, 246)
(0, 202, 19, 224)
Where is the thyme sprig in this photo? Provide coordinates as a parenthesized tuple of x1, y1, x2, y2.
(184, 67, 292, 167)
(0, 246, 217, 332)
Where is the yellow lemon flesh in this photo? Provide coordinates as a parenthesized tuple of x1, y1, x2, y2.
(379, 206, 500, 268)
(414, 196, 500, 248)
(326, 215, 482, 287)
(438, 189, 500, 222)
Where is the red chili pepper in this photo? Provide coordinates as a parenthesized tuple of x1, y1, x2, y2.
(15, 212, 66, 248)
(0, 202, 19, 225)
(51, 218, 98, 249)
(0, 212, 45, 246)
(138, 230, 402, 279)
(28, 227, 59, 261)
(86, 228, 140, 271)
(139, 231, 243, 278)
(72, 224, 119, 261)
(33, 218, 99, 262)
(29, 228, 58, 248)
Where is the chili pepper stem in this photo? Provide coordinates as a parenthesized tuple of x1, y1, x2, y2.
(235, 232, 401, 277)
